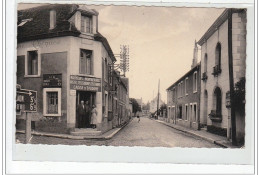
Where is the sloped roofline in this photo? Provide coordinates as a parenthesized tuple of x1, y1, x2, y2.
(166, 63, 200, 90)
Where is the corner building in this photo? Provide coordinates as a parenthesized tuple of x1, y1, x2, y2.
(16, 4, 116, 133)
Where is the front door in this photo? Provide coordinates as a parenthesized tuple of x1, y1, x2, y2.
(76, 91, 96, 128)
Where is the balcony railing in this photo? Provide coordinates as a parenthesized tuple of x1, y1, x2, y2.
(201, 72, 208, 81)
(208, 110, 222, 122)
(212, 65, 222, 76)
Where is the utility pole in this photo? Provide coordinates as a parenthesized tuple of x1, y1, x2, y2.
(120, 45, 129, 77)
(157, 79, 160, 119)
(228, 9, 237, 145)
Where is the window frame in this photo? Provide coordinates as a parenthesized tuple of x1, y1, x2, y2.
(185, 77, 189, 96)
(193, 71, 198, 93)
(43, 88, 61, 117)
(185, 104, 189, 121)
(25, 49, 41, 77)
(80, 15, 93, 34)
(79, 49, 93, 75)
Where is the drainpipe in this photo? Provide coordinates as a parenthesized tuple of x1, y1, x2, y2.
(228, 9, 237, 145)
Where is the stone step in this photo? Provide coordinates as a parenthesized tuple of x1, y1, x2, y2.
(71, 128, 102, 136)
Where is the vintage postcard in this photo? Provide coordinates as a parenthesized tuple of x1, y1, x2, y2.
(5, 0, 255, 173)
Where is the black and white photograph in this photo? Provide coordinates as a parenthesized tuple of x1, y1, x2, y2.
(15, 3, 247, 148)
(3, 0, 256, 174)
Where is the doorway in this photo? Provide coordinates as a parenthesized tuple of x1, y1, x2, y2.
(76, 91, 96, 128)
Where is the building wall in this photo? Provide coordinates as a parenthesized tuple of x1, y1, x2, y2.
(167, 66, 200, 130)
(67, 36, 103, 130)
(17, 37, 70, 133)
(200, 10, 246, 139)
(232, 11, 246, 143)
(200, 19, 229, 132)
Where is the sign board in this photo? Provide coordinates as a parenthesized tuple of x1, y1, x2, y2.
(43, 74, 62, 88)
(70, 75, 101, 92)
(16, 88, 37, 113)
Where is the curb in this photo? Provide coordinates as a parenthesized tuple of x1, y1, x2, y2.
(153, 119, 228, 148)
(16, 118, 133, 141)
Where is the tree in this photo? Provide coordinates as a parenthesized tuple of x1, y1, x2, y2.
(160, 103, 167, 116)
(130, 98, 141, 114)
(234, 77, 245, 114)
(142, 102, 150, 110)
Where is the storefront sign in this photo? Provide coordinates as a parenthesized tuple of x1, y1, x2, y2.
(16, 89, 37, 113)
(70, 75, 101, 92)
(43, 74, 62, 88)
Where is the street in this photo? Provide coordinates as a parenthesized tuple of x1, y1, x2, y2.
(16, 117, 220, 148)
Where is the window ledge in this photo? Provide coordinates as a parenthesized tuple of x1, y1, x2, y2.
(24, 75, 41, 78)
(77, 74, 95, 77)
(80, 32, 94, 37)
(43, 114, 61, 117)
(193, 91, 197, 93)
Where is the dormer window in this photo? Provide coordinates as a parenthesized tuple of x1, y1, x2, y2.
(81, 15, 92, 33)
(18, 18, 33, 27)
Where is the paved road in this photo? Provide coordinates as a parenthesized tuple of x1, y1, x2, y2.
(16, 117, 220, 148)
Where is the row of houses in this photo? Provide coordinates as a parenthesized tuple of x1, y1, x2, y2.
(166, 8, 246, 145)
(16, 4, 132, 135)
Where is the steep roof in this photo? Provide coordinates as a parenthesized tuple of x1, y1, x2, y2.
(18, 4, 116, 62)
(166, 63, 200, 90)
(197, 8, 245, 46)
(17, 4, 80, 42)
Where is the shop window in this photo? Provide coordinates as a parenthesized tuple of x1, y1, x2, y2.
(80, 49, 92, 75)
(43, 88, 61, 116)
(27, 50, 38, 75)
(193, 71, 197, 93)
(81, 15, 92, 33)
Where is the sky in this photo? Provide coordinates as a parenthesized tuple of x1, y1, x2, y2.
(18, 4, 224, 104)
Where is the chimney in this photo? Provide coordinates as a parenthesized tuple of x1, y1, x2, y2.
(191, 40, 198, 69)
(49, 10, 56, 30)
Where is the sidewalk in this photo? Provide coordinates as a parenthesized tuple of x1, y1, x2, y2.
(152, 119, 241, 148)
(16, 118, 132, 141)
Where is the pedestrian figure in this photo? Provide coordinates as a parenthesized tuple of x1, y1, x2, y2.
(91, 104, 98, 129)
(85, 101, 91, 128)
(137, 112, 140, 123)
(76, 100, 86, 128)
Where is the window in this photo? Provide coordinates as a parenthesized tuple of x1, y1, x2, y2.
(108, 95, 112, 112)
(185, 78, 188, 95)
(27, 51, 38, 75)
(193, 103, 197, 122)
(172, 87, 175, 100)
(47, 92, 58, 114)
(178, 105, 182, 119)
(213, 87, 222, 116)
(204, 54, 208, 73)
(215, 43, 221, 67)
(81, 16, 92, 33)
(193, 71, 197, 93)
(43, 88, 61, 116)
(185, 104, 188, 120)
(80, 49, 92, 75)
(104, 58, 108, 81)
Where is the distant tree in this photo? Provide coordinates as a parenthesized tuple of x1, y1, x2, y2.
(142, 102, 150, 110)
(130, 98, 142, 114)
(160, 103, 167, 116)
